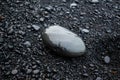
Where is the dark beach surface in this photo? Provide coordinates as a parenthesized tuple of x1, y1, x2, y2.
(0, 0, 120, 80)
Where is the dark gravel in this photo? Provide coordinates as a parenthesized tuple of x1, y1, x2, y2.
(0, 0, 120, 80)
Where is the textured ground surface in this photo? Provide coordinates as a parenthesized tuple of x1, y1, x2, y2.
(0, 0, 120, 80)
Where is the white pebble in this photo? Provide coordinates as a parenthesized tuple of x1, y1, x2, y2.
(24, 41, 31, 47)
(70, 3, 77, 7)
(40, 18, 44, 22)
(42, 25, 86, 57)
(33, 69, 39, 74)
(62, 0, 66, 2)
(32, 25, 40, 31)
(11, 69, 18, 75)
(104, 56, 110, 63)
(96, 77, 102, 80)
(91, 0, 99, 3)
(82, 29, 89, 33)
(27, 25, 31, 28)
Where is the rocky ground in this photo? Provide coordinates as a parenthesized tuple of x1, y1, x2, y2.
(0, 0, 120, 80)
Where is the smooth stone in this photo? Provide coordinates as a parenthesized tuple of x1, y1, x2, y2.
(24, 41, 31, 47)
(91, 0, 99, 3)
(82, 73, 89, 77)
(82, 29, 89, 33)
(104, 56, 110, 63)
(42, 25, 86, 57)
(96, 77, 102, 80)
(40, 17, 45, 22)
(11, 69, 18, 75)
(32, 25, 40, 31)
(33, 69, 39, 74)
(70, 3, 77, 8)
(45, 5, 53, 11)
(26, 69, 32, 74)
(62, 0, 66, 2)
(27, 25, 31, 28)
(89, 63, 94, 67)
(18, 30, 25, 35)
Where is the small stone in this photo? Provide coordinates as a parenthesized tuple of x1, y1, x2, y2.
(70, 3, 77, 8)
(26, 69, 32, 74)
(66, 11, 70, 14)
(62, 0, 66, 2)
(82, 73, 89, 77)
(33, 69, 39, 74)
(80, 12, 86, 15)
(89, 64, 94, 67)
(18, 30, 25, 35)
(42, 25, 86, 57)
(45, 5, 53, 11)
(83, 65, 87, 69)
(52, 69, 57, 73)
(27, 25, 31, 28)
(91, 0, 99, 3)
(40, 17, 45, 22)
(11, 69, 18, 75)
(32, 65, 37, 69)
(32, 25, 40, 31)
(96, 77, 102, 80)
(104, 56, 110, 63)
(24, 41, 31, 47)
(82, 29, 89, 33)
(106, 29, 112, 33)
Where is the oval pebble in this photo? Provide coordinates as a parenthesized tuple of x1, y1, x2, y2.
(104, 56, 110, 63)
(33, 69, 39, 74)
(91, 0, 99, 3)
(26, 69, 32, 74)
(42, 25, 86, 57)
(24, 41, 31, 47)
(11, 69, 18, 75)
(96, 77, 102, 80)
(70, 3, 77, 8)
(32, 25, 40, 31)
(82, 29, 89, 33)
